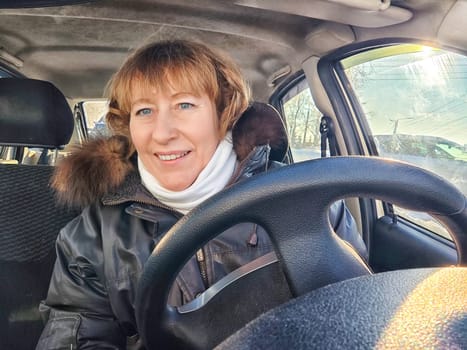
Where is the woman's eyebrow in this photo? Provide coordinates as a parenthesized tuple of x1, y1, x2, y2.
(131, 98, 153, 105)
(171, 92, 198, 98)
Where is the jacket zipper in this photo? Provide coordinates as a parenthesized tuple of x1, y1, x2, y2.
(196, 248, 209, 289)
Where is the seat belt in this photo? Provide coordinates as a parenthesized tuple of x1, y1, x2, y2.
(319, 116, 337, 157)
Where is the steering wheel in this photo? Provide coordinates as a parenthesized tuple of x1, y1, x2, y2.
(135, 157, 467, 349)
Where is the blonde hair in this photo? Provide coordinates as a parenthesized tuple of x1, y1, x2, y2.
(105, 40, 250, 150)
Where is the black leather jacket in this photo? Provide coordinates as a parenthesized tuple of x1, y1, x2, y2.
(36, 145, 367, 349)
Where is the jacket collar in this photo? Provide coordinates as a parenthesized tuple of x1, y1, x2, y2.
(102, 144, 272, 207)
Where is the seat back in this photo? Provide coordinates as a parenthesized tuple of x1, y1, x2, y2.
(0, 78, 80, 350)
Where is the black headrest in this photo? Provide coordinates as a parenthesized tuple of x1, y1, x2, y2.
(233, 102, 289, 162)
(0, 78, 74, 149)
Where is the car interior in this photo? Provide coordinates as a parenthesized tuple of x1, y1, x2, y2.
(0, 0, 466, 349)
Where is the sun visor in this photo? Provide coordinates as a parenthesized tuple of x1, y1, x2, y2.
(235, 0, 412, 28)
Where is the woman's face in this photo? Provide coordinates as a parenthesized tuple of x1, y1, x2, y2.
(129, 82, 220, 191)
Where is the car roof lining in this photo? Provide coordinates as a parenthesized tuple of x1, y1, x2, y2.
(0, 0, 463, 102)
(0, 2, 313, 100)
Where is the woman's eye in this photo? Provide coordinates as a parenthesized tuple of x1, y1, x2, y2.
(135, 108, 152, 116)
(178, 102, 194, 110)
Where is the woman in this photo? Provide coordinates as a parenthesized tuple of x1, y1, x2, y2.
(36, 40, 367, 349)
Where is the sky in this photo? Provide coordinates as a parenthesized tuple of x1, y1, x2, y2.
(348, 50, 467, 146)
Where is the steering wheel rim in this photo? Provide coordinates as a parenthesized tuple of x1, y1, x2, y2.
(135, 156, 467, 349)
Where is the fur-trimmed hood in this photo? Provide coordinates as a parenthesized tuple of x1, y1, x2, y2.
(52, 102, 288, 208)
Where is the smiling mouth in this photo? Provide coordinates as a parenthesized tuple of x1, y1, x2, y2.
(157, 151, 190, 161)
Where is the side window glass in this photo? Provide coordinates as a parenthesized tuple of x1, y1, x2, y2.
(72, 100, 110, 144)
(342, 44, 467, 239)
(81, 100, 110, 138)
(280, 78, 322, 162)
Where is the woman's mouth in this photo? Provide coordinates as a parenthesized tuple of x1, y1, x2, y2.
(157, 151, 190, 161)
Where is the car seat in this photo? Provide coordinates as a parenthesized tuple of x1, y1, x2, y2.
(0, 78, 80, 350)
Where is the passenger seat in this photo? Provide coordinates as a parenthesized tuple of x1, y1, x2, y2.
(0, 78, 80, 350)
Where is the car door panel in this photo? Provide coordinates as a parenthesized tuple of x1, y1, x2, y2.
(370, 216, 457, 272)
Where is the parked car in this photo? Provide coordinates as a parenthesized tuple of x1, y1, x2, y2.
(1, 0, 466, 349)
(374, 134, 467, 194)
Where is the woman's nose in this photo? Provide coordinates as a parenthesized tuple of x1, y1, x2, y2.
(151, 111, 177, 144)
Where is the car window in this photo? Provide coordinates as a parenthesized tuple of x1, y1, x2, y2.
(80, 100, 110, 139)
(341, 44, 467, 239)
(71, 99, 110, 143)
(279, 78, 322, 162)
